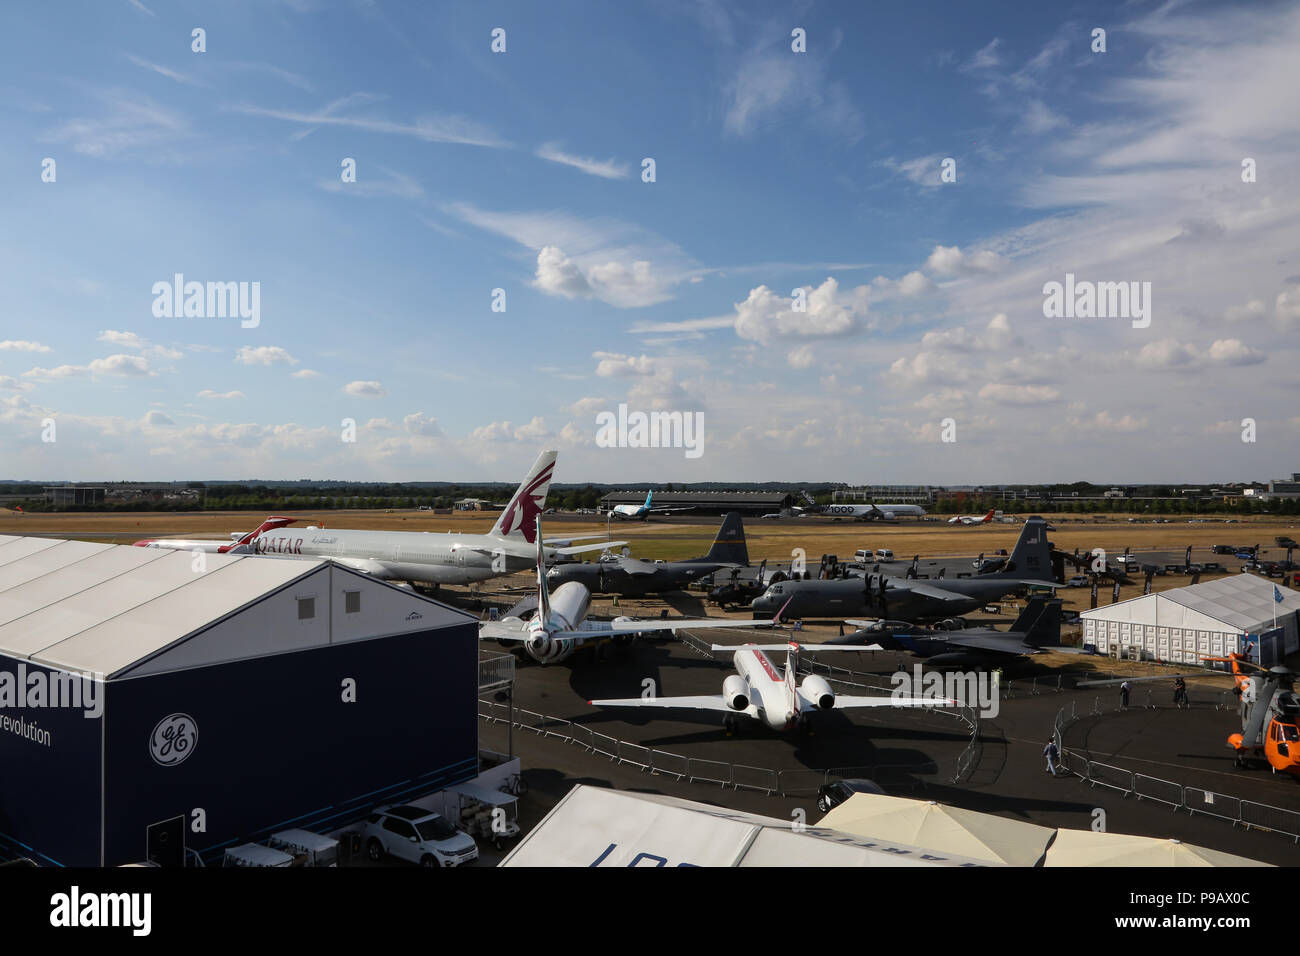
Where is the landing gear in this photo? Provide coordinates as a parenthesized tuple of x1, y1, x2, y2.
(723, 714, 739, 736)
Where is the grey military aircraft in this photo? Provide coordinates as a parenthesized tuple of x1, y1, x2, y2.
(545, 512, 749, 596)
(827, 597, 1067, 668)
(750, 516, 1057, 621)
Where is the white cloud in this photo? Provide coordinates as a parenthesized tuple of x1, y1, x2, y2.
(0, 341, 51, 352)
(197, 389, 244, 400)
(236, 346, 298, 366)
(343, 380, 386, 398)
(723, 50, 863, 141)
(536, 143, 629, 180)
(1276, 288, 1300, 328)
(291, 368, 320, 379)
(143, 409, 174, 426)
(978, 383, 1060, 405)
(23, 353, 153, 380)
(733, 278, 870, 345)
(403, 411, 442, 437)
(872, 270, 933, 297)
(534, 245, 594, 299)
(924, 245, 1005, 276)
(1223, 299, 1266, 322)
(593, 352, 658, 377)
(787, 345, 814, 369)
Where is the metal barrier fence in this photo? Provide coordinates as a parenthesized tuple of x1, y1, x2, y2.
(479, 698, 971, 796)
(1052, 705, 1300, 843)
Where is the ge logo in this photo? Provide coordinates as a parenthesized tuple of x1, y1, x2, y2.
(150, 713, 198, 767)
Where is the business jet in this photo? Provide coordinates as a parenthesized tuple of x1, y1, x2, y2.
(134, 450, 620, 588)
(948, 509, 997, 526)
(480, 517, 775, 664)
(590, 640, 943, 734)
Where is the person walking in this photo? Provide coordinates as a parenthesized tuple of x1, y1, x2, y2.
(1173, 676, 1188, 709)
(1120, 680, 1131, 709)
(1044, 738, 1061, 775)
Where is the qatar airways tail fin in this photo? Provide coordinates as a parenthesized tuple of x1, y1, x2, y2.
(218, 515, 297, 554)
(490, 449, 558, 545)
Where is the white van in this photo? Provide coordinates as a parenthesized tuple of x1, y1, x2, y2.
(874, 549, 895, 562)
(853, 549, 872, 563)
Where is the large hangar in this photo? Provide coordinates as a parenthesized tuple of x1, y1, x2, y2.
(1081, 573, 1300, 666)
(0, 534, 478, 867)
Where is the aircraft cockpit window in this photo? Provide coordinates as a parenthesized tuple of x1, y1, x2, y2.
(1282, 724, 1299, 742)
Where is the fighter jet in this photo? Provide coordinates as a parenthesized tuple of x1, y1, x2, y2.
(750, 516, 1057, 621)
(545, 512, 749, 596)
(828, 597, 1067, 668)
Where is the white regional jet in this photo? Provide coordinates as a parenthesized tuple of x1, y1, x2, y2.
(134, 450, 620, 589)
(590, 640, 944, 734)
(948, 508, 998, 526)
(479, 517, 776, 664)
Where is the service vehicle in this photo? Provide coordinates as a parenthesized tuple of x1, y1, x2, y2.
(362, 805, 478, 868)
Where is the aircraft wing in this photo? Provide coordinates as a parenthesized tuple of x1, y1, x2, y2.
(941, 634, 1038, 655)
(589, 694, 736, 712)
(895, 581, 972, 602)
(552, 541, 627, 556)
(328, 556, 399, 578)
(478, 623, 527, 641)
(551, 618, 774, 638)
(613, 557, 660, 576)
(833, 695, 952, 708)
(648, 506, 695, 514)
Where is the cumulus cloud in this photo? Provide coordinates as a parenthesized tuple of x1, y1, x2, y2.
(978, 383, 1060, 405)
(1223, 299, 1266, 322)
(733, 278, 869, 345)
(196, 389, 244, 400)
(924, 245, 1005, 276)
(291, 368, 320, 379)
(403, 411, 442, 437)
(236, 346, 298, 366)
(343, 380, 386, 398)
(593, 352, 658, 377)
(1135, 338, 1264, 369)
(143, 409, 174, 426)
(23, 354, 152, 380)
(0, 340, 51, 352)
(872, 270, 933, 297)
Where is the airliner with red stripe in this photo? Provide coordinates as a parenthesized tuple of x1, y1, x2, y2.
(591, 639, 944, 734)
(133, 450, 622, 587)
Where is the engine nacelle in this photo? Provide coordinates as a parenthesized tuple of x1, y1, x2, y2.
(611, 616, 640, 644)
(722, 674, 749, 711)
(801, 675, 835, 710)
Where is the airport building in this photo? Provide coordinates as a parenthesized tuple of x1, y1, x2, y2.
(1080, 573, 1300, 667)
(0, 535, 479, 867)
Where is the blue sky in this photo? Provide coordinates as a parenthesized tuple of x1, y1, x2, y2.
(2, 0, 1298, 483)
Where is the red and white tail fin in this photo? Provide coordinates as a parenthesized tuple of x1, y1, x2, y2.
(491, 449, 558, 545)
(785, 643, 800, 714)
(981, 509, 995, 523)
(535, 516, 551, 623)
(218, 515, 297, 553)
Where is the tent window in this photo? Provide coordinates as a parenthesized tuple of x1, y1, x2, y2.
(298, 597, 316, 620)
(345, 590, 361, 614)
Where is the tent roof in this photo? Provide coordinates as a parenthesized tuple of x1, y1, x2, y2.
(1082, 572, 1300, 632)
(499, 785, 991, 867)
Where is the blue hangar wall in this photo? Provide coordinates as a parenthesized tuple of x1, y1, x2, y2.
(0, 657, 103, 867)
(1, 621, 478, 867)
(104, 622, 479, 866)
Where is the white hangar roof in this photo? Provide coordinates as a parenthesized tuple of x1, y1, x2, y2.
(0, 535, 474, 680)
(1081, 572, 1300, 633)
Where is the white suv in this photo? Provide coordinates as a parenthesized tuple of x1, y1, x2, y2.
(362, 805, 479, 868)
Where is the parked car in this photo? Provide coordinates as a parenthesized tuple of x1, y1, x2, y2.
(362, 805, 478, 868)
(816, 778, 887, 814)
(1202, 562, 1223, 572)
(1066, 575, 1089, 587)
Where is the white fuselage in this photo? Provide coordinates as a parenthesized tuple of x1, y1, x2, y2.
(820, 503, 926, 520)
(522, 581, 593, 663)
(731, 648, 797, 732)
(252, 527, 540, 585)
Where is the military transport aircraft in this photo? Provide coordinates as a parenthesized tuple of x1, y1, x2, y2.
(545, 512, 749, 596)
(749, 516, 1057, 621)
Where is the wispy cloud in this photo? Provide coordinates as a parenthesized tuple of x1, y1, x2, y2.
(228, 98, 507, 148)
(536, 143, 629, 180)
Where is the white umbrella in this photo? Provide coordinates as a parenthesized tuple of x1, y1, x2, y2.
(818, 793, 1056, 867)
(1043, 828, 1271, 867)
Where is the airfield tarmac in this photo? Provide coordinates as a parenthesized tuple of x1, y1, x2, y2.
(487, 636, 1299, 866)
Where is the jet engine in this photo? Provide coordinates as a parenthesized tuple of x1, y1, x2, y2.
(722, 675, 749, 711)
(800, 674, 835, 710)
(611, 616, 640, 645)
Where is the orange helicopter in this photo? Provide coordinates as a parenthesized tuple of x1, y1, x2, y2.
(1204, 649, 1300, 777)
